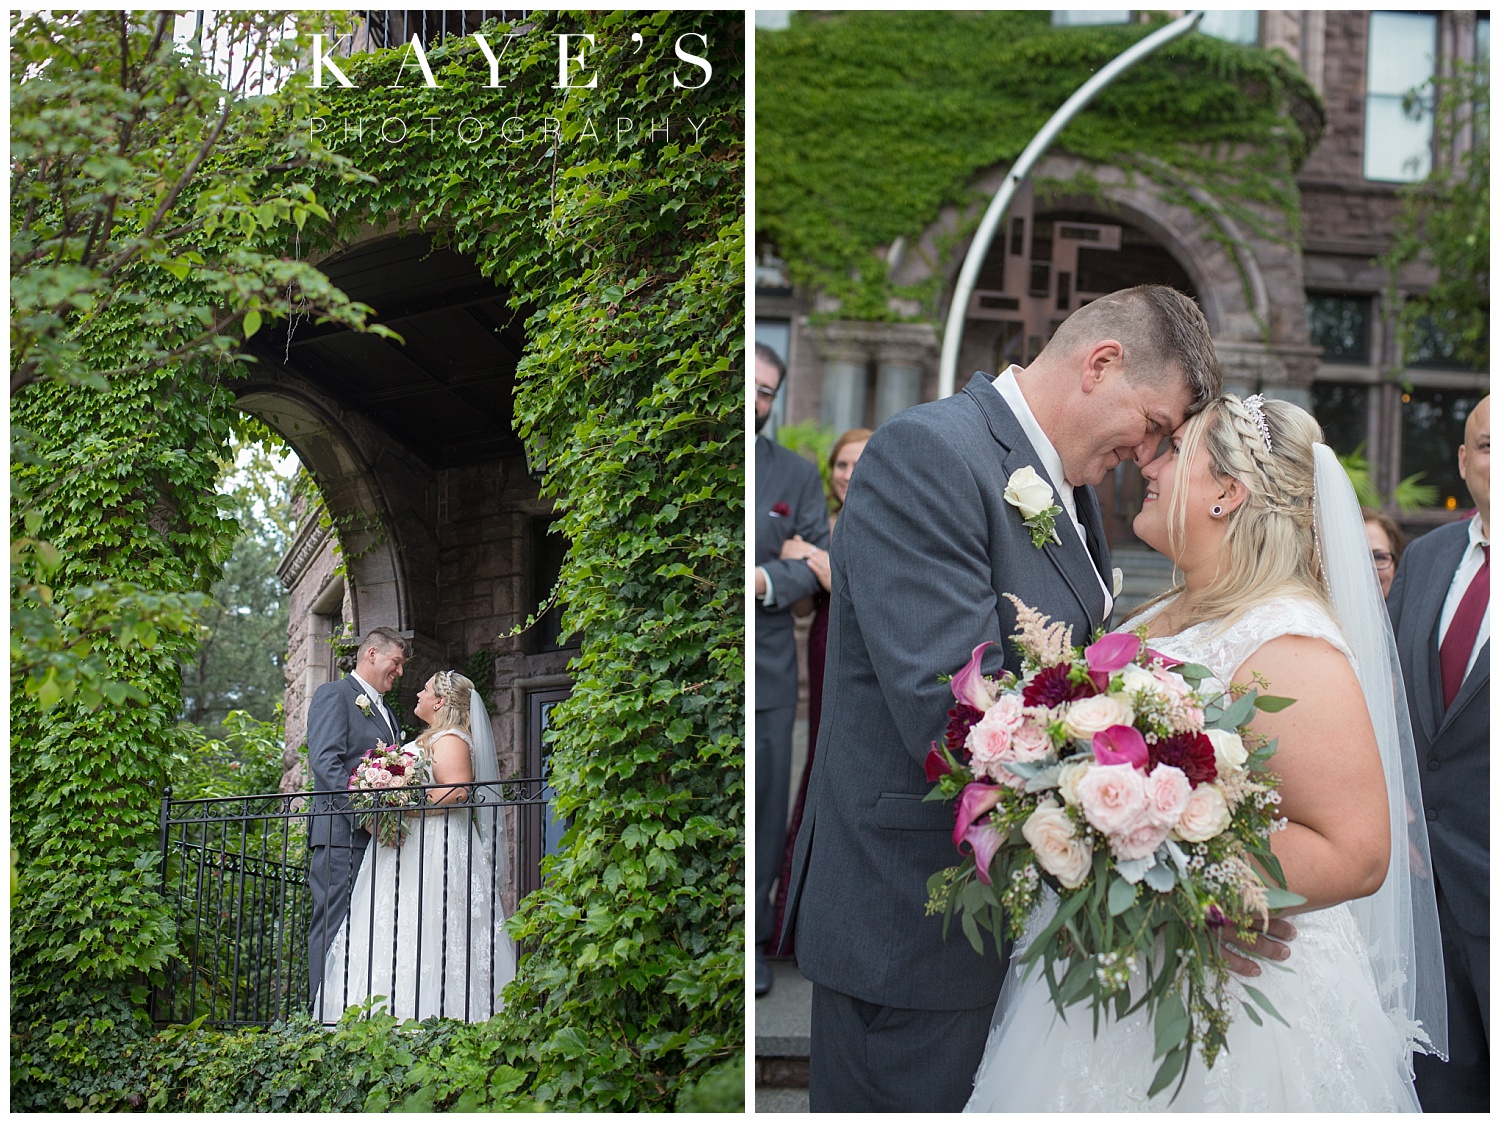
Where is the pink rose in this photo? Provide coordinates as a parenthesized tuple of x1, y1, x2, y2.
(1074, 763, 1148, 838)
(1110, 818, 1171, 862)
(1022, 799, 1093, 889)
(966, 694, 1024, 769)
(1144, 764, 1192, 829)
(971, 703, 1053, 787)
(1010, 718, 1052, 759)
(1173, 783, 1232, 843)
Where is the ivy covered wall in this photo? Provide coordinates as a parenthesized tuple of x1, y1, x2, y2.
(756, 11, 1322, 322)
(12, 10, 743, 1111)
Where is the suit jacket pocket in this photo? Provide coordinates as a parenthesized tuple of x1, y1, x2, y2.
(874, 792, 953, 832)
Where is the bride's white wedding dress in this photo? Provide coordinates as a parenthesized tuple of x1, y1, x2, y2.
(965, 595, 1421, 1112)
(317, 729, 518, 1024)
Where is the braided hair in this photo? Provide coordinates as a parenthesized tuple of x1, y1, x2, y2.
(416, 669, 474, 749)
(1127, 393, 1329, 633)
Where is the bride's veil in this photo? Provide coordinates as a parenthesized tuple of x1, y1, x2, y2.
(468, 687, 510, 894)
(1312, 442, 1447, 1067)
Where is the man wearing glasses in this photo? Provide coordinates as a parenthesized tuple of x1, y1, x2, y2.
(752, 342, 829, 997)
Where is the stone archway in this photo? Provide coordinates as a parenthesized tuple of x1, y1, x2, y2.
(897, 152, 1321, 392)
(230, 231, 574, 812)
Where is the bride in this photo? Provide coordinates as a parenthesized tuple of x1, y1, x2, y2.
(317, 670, 518, 1024)
(966, 395, 1447, 1111)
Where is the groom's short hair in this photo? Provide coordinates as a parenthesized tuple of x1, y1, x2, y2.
(1047, 285, 1221, 415)
(360, 626, 408, 658)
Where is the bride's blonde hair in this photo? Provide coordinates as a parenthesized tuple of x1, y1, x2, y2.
(1125, 394, 1330, 633)
(417, 669, 474, 749)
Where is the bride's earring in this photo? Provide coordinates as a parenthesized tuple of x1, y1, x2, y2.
(1210, 503, 1226, 518)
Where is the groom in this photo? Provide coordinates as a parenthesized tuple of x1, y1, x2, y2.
(780, 286, 1223, 1111)
(306, 626, 408, 1014)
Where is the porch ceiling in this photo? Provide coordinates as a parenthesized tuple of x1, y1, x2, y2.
(247, 234, 531, 469)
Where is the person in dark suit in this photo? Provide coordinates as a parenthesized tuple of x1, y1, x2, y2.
(306, 625, 408, 1015)
(780, 286, 1228, 1111)
(754, 343, 830, 998)
(1394, 394, 1489, 1112)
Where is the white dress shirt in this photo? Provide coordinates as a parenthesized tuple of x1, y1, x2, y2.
(350, 670, 399, 742)
(1436, 514, 1490, 682)
(992, 367, 1114, 621)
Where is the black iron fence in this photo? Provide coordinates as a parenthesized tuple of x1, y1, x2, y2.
(152, 778, 548, 1028)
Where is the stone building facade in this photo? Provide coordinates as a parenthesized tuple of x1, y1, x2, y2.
(241, 230, 576, 903)
(758, 10, 1488, 550)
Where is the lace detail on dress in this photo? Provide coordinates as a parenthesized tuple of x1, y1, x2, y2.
(1133, 595, 1355, 691)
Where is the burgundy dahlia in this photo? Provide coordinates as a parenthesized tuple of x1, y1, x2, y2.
(1021, 663, 1098, 708)
(945, 703, 984, 758)
(1149, 730, 1218, 787)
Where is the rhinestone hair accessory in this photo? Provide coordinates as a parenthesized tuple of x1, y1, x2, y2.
(1243, 394, 1273, 453)
(436, 669, 455, 698)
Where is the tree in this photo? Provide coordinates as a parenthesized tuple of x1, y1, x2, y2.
(1382, 58, 1489, 371)
(9, 9, 394, 714)
(179, 431, 294, 737)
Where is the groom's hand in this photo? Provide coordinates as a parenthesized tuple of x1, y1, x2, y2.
(1220, 916, 1296, 977)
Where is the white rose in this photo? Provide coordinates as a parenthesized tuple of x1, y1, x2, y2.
(1173, 783, 1232, 843)
(1118, 663, 1169, 703)
(1022, 798, 1093, 889)
(1062, 693, 1135, 741)
(1206, 728, 1248, 776)
(1004, 465, 1055, 519)
(1112, 567, 1124, 597)
(1057, 759, 1091, 806)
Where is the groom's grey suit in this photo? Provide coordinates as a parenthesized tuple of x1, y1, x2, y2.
(1387, 519, 1489, 1111)
(306, 673, 403, 1010)
(781, 373, 1112, 1111)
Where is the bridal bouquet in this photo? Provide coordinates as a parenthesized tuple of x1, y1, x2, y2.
(924, 595, 1302, 1099)
(347, 742, 426, 848)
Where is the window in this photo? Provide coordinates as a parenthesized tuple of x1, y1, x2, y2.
(1052, 11, 1130, 27)
(1364, 12, 1437, 182)
(1400, 387, 1485, 509)
(1197, 11, 1258, 46)
(1306, 294, 1372, 364)
(530, 519, 578, 653)
(1310, 383, 1371, 459)
(1407, 306, 1485, 371)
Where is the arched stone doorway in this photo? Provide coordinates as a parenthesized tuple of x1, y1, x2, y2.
(231, 233, 575, 858)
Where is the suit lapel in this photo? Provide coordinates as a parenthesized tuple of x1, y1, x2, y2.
(349, 674, 397, 744)
(1439, 639, 1488, 733)
(1410, 530, 1470, 741)
(966, 375, 1107, 629)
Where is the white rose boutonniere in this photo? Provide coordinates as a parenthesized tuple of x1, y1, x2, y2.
(1112, 567, 1124, 598)
(1004, 465, 1063, 548)
(355, 694, 373, 716)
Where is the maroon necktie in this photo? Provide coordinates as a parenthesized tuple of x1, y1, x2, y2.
(1440, 543, 1488, 710)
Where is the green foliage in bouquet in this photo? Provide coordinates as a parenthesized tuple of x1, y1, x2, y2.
(12, 9, 743, 1112)
(923, 604, 1303, 1100)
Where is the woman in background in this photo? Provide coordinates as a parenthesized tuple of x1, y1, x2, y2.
(1363, 507, 1405, 599)
(769, 427, 871, 956)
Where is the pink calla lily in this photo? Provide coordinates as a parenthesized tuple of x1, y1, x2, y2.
(925, 745, 952, 783)
(1093, 724, 1150, 771)
(1145, 648, 1181, 669)
(951, 641, 997, 711)
(952, 782, 1005, 851)
(1085, 632, 1141, 675)
(964, 822, 1007, 886)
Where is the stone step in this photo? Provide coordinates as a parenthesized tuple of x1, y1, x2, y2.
(755, 958, 811, 1110)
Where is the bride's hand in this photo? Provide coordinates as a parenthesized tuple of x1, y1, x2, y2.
(1220, 916, 1296, 977)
